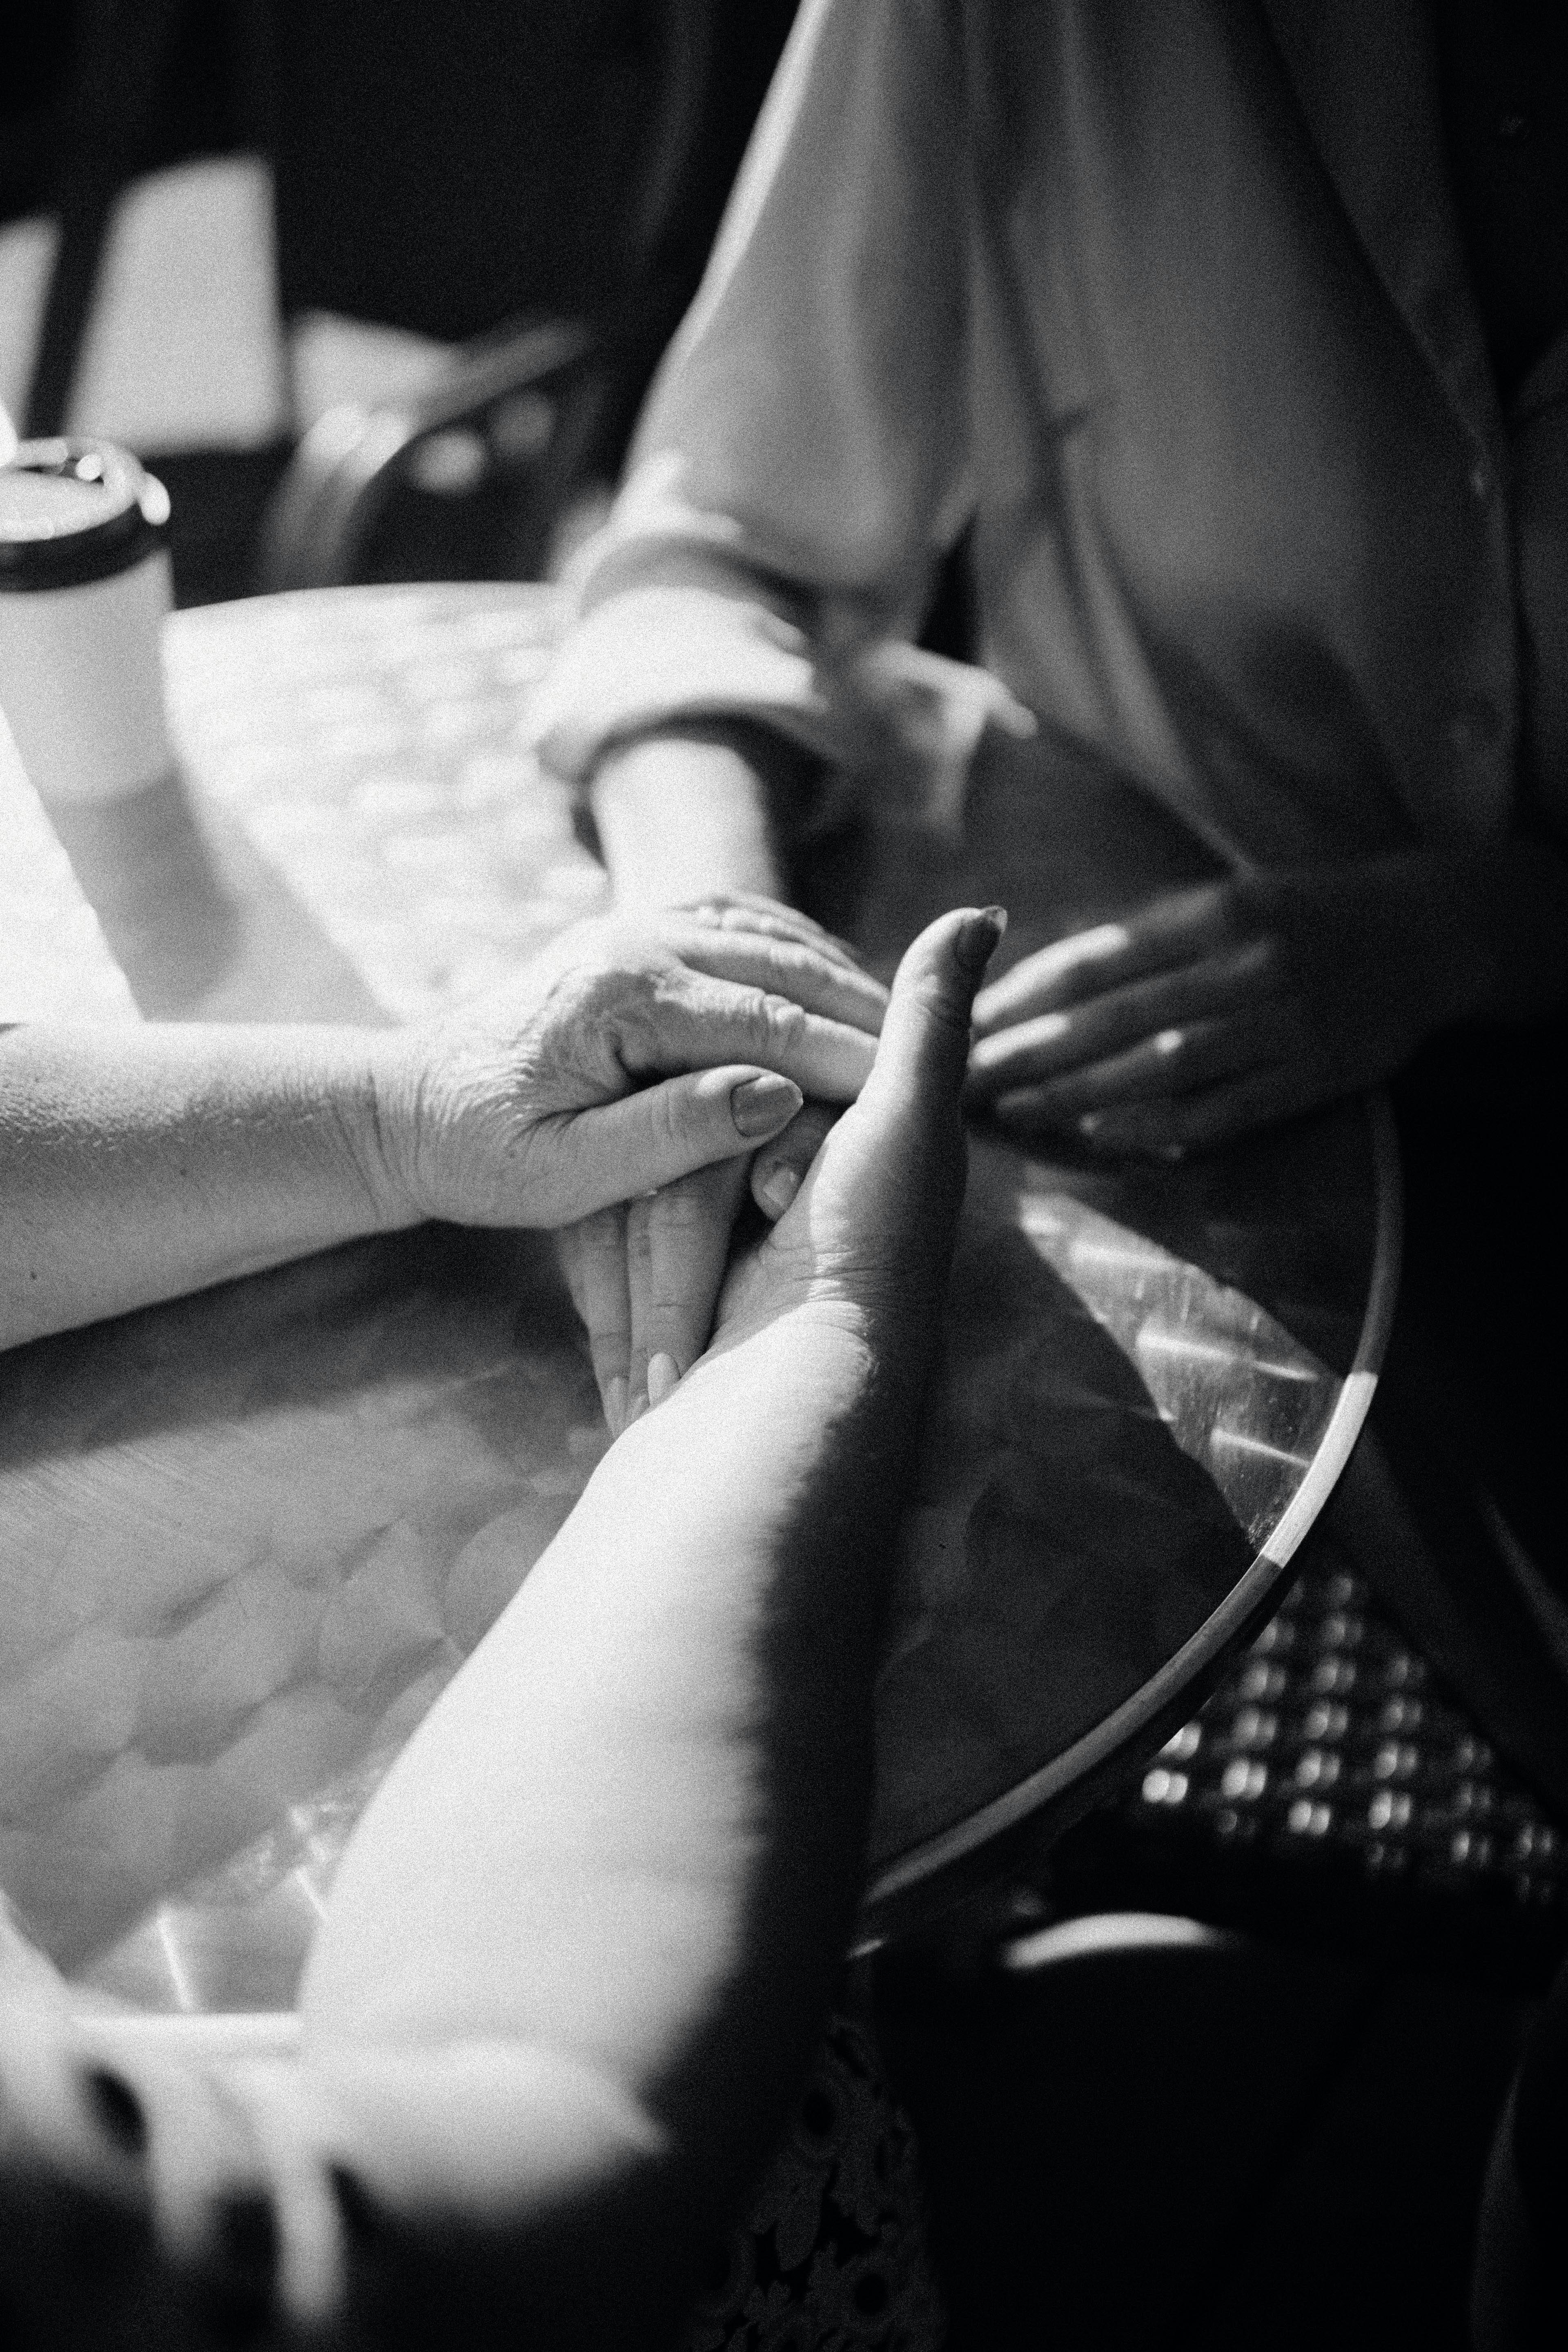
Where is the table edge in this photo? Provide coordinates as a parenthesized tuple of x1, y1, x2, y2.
(856, 1089, 1403, 1940)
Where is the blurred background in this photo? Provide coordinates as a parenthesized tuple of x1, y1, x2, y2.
(0, 0, 800, 604)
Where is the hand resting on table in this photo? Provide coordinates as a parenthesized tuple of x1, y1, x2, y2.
(0, 908, 881, 1352)
(965, 854, 1496, 1155)
(553, 892, 885, 1431)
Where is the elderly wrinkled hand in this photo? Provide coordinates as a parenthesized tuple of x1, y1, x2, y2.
(552, 895, 886, 1432)
(964, 855, 1481, 1156)
(369, 904, 886, 1232)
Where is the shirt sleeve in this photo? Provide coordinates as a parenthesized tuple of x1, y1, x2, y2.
(526, 0, 1008, 810)
(0, 708, 140, 1024)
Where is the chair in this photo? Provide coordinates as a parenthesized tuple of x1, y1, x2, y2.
(19, 0, 802, 601)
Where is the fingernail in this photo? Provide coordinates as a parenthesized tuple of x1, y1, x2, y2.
(956, 905, 1008, 976)
(648, 1352, 679, 1408)
(732, 1072, 804, 1139)
(756, 1163, 802, 1219)
(605, 1376, 627, 1436)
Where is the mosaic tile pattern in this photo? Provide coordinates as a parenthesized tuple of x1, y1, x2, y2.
(160, 586, 604, 1019)
(0, 707, 139, 1025)
(0, 587, 1385, 2007)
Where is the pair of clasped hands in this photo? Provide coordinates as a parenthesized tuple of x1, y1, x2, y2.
(523, 858, 1455, 1430)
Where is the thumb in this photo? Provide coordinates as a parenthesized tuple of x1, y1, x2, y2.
(547, 1066, 803, 1220)
(861, 905, 1007, 1114)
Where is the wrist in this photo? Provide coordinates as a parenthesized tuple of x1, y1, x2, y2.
(610, 1301, 920, 1631)
(695, 1287, 937, 1462)
(344, 1031, 428, 1234)
(591, 726, 797, 908)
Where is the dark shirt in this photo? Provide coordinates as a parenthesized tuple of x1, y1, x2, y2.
(1430, 0, 1568, 403)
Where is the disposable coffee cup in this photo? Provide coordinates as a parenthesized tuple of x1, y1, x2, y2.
(0, 438, 174, 808)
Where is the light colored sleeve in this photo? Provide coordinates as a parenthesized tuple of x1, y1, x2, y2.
(0, 706, 140, 1026)
(526, 0, 1028, 821)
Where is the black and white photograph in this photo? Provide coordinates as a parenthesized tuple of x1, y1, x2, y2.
(1, 4, 1565, 2345)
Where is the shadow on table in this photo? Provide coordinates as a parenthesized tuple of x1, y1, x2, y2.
(802, 734, 1378, 1381)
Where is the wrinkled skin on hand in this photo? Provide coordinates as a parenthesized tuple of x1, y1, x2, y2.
(554, 847, 1482, 1423)
(370, 906, 884, 1234)
(554, 896, 887, 1430)
(965, 853, 1485, 1156)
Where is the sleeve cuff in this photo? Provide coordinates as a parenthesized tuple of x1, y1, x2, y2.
(525, 584, 1035, 838)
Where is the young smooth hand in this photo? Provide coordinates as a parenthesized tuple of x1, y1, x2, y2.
(691, 902, 1006, 1377)
(964, 853, 1489, 1156)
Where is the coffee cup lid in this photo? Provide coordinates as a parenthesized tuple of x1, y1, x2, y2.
(0, 439, 170, 591)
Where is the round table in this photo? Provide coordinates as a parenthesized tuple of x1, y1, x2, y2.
(0, 585, 1396, 2005)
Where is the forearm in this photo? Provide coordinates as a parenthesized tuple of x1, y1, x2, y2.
(0, 1023, 405, 1348)
(301, 1303, 918, 2210)
(590, 723, 818, 909)
(0, 909, 981, 2350)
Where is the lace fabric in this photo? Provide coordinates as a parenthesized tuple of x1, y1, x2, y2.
(682, 2007, 946, 2352)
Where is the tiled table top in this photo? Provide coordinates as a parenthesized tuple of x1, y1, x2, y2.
(0, 587, 1393, 2001)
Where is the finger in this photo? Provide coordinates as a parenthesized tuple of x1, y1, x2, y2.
(213, 2059, 347, 2331)
(118, 2058, 274, 2296)
(671, 927, 888, 1034)
(964, 938, 1275, 1099)
(621, 978, 877, 1102)
(863, 904, 1007, 1117)
(682, 893, 862, 967)
(1080, 1063, 1303, 1156)
(556, 1224, 589, 1325)
(0, 2014, 148, 2201)
(0, 2032, 274, 2321)
(626, 1158, 749, 1417)
(549, 1065, 804, 1222)
(560, 1208, 632, 1432)
(769, 909, 1006, 1287)
(751, 1099, 840, 1221)
(969, 882, 1235, 1034)
(989, 1004, 1296, 1125)
(0, 2025, 154, 2325)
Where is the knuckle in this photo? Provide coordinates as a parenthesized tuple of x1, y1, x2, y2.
(651, 1174, 715, 1235)
(568, 958, 642, 1031)
(757, 991, 807, 1053)
(643, 1082, 684, 1158)
(575, 1205, 624, 1255)
(767, 938, 812, 985)
(912, 971, 972, 1039)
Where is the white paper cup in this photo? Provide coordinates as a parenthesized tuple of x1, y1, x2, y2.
(0, 439, 174, 808)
